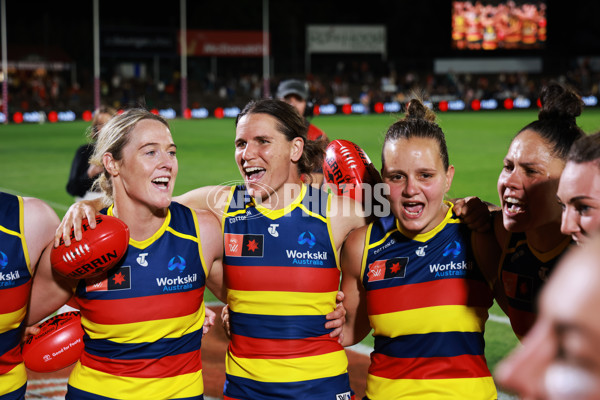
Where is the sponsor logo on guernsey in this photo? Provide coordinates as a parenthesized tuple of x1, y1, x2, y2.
(156, 255, 197, 292)
(228, 209, 253, 224)
(429, 260, 472, 277)
(286, 231, 327, 265)
(0, 251, 7, 267)
(268, 224, 279, 237)
(0, 267, 20, 287)
(430, 240, 472, 277)
(224, 233, 264, 257)
(336, 391, 352, 400)
(373, 238, 396, 255)
(136, 252, 149, 267)
(297, 231, 316, 248)
(86, 266, 131, 292)
(168, 255, 186, 272)
(443, 241, 462, 257)
(367, 257, 408, 282)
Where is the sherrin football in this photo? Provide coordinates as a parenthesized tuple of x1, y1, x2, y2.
(22, 311, 85, 372)
(51, 214, 129, 279)
(323, 139, 382, 203)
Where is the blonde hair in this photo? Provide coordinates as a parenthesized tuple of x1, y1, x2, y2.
(90, 108, 169, 204)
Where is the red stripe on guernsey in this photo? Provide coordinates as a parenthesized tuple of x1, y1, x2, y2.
(78, 287, 204, 324)
(0, 346, 22, 375)
(367, 279, 490, 315)
(0, 281, 31, 313)
(225, 265, 339, 292)
(80, 349, 201, 378)
(369, 352, 491, 379)
(508, 306, 536, 338)
(229, 333, 340, 359)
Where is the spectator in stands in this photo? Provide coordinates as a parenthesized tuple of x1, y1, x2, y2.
(277, 79, 329, 187)
(66, 106, 117, 202)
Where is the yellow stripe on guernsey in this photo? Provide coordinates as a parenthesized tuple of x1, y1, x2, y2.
(366, 375, 496, 400)
(1, 363, 26, 396)
(81, 307, 205, 343)
(69, 362, 203, 400)
(228, 289, 337, 316)
(0, 308, 26, 335)
(226, 350, 348, 382)
(369, 305, 489, 337)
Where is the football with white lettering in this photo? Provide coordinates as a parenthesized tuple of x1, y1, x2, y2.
(22, 311, 84, 372)
(51, 214, 129, 279)
(323, 139, 382, 204)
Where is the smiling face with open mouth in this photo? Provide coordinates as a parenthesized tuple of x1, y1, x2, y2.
(234, 113, 303, 205)
(497, 129, 565, 234)
(109, 119, 178, 212)
(382, 137, 454, 235)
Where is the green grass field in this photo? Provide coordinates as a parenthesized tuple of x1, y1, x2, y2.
(4, 109, 600, 375)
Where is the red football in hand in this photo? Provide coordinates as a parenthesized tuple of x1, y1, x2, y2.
(51, 214, 129, 279)
(22, 311, 85, 373)
(323, 139, 382, 204)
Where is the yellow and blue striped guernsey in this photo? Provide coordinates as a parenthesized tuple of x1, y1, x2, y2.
(0, 193, 30, 399)
(361, 204, 496, 400)
(222, 184, 354, 400)
(66, 202, 208, 400)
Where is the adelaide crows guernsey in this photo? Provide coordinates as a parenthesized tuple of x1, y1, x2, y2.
(67, 202, 208, 400)
(361, 205, 496, 400)
(222, 185, 353, 400)
(499, 231, 571, 339)
(0, 193, 30, 399)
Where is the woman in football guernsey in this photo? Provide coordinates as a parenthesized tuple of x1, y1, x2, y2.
(54, 99, 365, 400)
(340, 99, 500, 400)
(177, 99, 365, 400)
(557, 131, 600, 246)
(492, 81, 586, 339)
(0, 193, 59, 400)
(27, 108, 225, 400)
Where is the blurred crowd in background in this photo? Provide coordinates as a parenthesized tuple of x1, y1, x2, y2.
(5, 56, 598, 115)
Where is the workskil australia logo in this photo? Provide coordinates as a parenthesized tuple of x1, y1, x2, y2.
(157, 255, 197, 292)
(430, 241, 472, 277)
(286, 231, 327, 265)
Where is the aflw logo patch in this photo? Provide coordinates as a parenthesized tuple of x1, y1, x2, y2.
(336, 392, 352, 400)
(224, 233, 264, 257)
(367, 257, 408, 282)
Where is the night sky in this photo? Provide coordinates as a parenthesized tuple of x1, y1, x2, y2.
(3, 0, 600, 76)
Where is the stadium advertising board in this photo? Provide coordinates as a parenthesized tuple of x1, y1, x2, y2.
(183, 30, 268, 57)
(306, 25, 386, 54)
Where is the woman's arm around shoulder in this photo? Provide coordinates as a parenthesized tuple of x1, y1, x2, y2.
(340, 224, 372, 347)
(195, 209, 226, 303)
(174, 185, 231, 222)
(328, 193, 368, 255)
